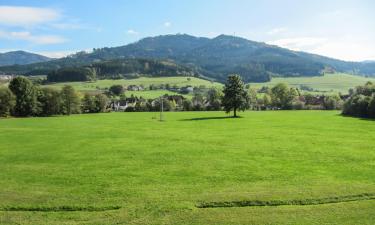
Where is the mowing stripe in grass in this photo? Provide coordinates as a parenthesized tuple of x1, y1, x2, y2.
(196, 193, 375, 208)
(0, 205, 121, 212)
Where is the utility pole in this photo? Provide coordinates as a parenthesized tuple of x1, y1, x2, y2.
(160, 96, 164, 121)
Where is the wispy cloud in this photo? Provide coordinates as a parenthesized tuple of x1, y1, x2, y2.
(36, 50, 78, 58)
(127, 29, 139, 35)
(50, 23, 83, 30)
(268, 37, 327, 51)
(164, 21, 172, 28)
(0, 6, 60, 27)
(49, 21, 102, 32)
(0, 30, 67, 44)
(267, 27, 287, 35)
(268, 36, 375, 61)
(0, 5, 100, 46)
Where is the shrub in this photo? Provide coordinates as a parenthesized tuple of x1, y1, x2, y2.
(323, 95, 343, 110)
(291, 99, 305, 110)
(109, 85, 124, 96)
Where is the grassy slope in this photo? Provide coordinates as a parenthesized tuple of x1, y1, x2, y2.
(45, 76, 222, 90)
(249, 73, 375, 94)
(43, 76, 222, 99)
(1, 111, 375, 224)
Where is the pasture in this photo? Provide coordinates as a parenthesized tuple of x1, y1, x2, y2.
(249, 73, 375, 94)
(1, 111, 375, 224)
(45, 76, 222, 91)
(43, 76, 222, 99)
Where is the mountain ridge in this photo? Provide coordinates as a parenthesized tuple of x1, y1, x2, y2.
(0, 51, 52, 66)
(1, 34, 374, 82)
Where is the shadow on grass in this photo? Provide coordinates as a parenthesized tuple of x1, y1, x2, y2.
(339, 114, 375, 121)
(180, 116, 242, 121)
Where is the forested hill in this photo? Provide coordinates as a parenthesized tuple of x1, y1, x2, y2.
(46, 58, 201, 82)
(0, 51, 51, 66)
(1, 34, 375, 82)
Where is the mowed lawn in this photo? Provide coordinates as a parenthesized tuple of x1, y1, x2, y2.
(0, 111, 375, 224)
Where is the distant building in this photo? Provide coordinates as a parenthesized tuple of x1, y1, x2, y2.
(0, 75, 14, 80)
(126, 85, 144, 91)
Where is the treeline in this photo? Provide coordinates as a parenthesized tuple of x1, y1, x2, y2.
(0, 77, 109, 117)
(342, 82, 375, 118)
(48, 67, 96, 82)
(0, 76, 353, 119)
(107, 82, 345, 113)
(46, 58, 200, 82)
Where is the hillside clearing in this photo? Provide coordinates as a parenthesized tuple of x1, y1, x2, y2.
(44, 76, 222, 91)
(249, 73, 375, 94)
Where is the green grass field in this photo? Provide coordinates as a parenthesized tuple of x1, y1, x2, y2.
(45, 76, 222, 91)
(42, 76, 222, 99)
(1, 111, 375, 224)
(249, 73, 375, 94)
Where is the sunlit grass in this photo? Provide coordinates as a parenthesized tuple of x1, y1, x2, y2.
(1, 111, 375, 224)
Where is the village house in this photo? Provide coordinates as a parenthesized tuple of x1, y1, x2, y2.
(126, 85, 144, 91)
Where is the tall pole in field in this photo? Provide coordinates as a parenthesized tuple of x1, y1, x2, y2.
(160, 96, 164, 121)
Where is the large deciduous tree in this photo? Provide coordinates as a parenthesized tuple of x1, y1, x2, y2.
(0, 88, 15, 117)
(8, 76, 39, 117)
(270, 83, 298, 109)
(38, 87, 62, 116)
(222, 74, 249, 117)
(60, 85, 81, 115)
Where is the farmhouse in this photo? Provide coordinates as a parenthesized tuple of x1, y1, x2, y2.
(127, 85, 144, 91)
(111, 99, 137, 111)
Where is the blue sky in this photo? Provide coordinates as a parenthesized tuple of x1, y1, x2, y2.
(0, 0, 374, 61)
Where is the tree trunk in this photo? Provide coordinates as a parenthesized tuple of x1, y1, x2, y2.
(233, 108, 237, 117)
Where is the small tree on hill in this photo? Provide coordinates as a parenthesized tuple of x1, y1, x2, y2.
(222, 74, 249, 117)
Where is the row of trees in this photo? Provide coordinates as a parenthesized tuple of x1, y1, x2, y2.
(45, 58, 200, 82)
(0, 77, 109, 117)
(247, 84, 344, 111)
(1, 75, 352, 118)
(47, 67, 96, 82)
(116, 75, 345, 116)
(342, 82, 375, 118)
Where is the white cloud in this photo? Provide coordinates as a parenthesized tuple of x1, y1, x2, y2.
(0, 30, 67, 44)
(268, 37, 327, 51)
(127, 29, 139, 35)
(50, 22, 102, 32)
(267, 27, 287, 35)
(164, 22, 172, 27)
(268, 36, 375, 61)
(0, 6, 60, 27)
(36, 50, 78, 58)
(310, 41, 375, 62)
(50, 23, 83, 30)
